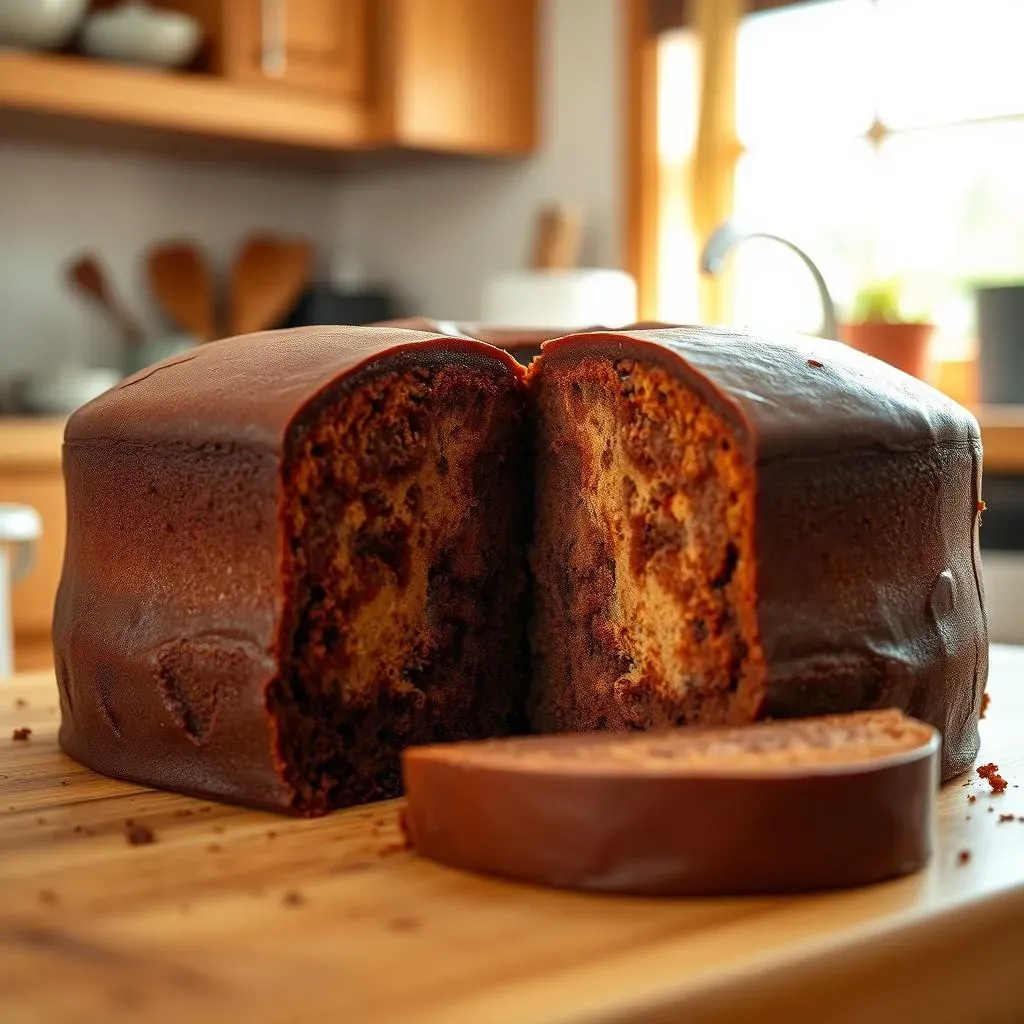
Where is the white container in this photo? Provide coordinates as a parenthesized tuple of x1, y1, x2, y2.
(481, 269, 638, 330)
(0, 0, 88, 50)
(81, 1, 200, 69)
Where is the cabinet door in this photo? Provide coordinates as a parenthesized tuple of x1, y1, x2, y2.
(230, 0, 367, 98)
(387, 0, 538, 154)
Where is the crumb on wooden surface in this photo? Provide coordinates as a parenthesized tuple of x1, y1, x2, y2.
(282, 890, 304, 908)
(977, 762, 1008, 793)
(38, 890, 58, 905)
(14, 698, 27, 708)
(11, 727, 31, 741)
(125, 822, 155, 845)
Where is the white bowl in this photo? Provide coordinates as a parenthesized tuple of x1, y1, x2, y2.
(81, 1, 200, 69)
(0, 0, 88, 50)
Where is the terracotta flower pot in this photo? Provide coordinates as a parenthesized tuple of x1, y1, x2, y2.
(839, 321, 934, 380)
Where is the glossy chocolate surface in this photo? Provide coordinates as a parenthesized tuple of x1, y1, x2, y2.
(404, 717, 940, 895)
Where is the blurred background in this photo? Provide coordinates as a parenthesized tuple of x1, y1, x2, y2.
(0, 0, 1021, 672)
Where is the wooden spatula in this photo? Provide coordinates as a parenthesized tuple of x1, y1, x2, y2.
(147, 242, 217, 343)
(228, 234, 313, 338)
(67, 253, 143, 348)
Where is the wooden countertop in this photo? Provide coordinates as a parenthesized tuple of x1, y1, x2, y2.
(0, 418, 65, 472)
(0, 402, 1022, 474)
(1, 650, 1023, 1023)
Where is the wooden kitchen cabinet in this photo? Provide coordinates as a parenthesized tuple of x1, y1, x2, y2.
(171, 0, 369, 99)
(0, 0, 536, 156)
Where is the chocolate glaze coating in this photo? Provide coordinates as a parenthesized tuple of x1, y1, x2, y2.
(54, 326, 523, 812)
(373, 318, 567, 365)
(403, 717, 940, 895)
(538, 328, 988, 780)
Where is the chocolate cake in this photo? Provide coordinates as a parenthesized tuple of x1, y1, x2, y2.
(527, 328, 987, 780)
(403, 709, 940, 894)
(55, 326, 530, 813)
(55, 323, 987, 814)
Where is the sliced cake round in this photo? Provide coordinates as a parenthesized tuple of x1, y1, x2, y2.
(403, 709, 939, 895)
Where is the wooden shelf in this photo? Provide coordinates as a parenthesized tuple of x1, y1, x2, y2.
(0, 52, 374, 153)
(0, 0, 538, 160)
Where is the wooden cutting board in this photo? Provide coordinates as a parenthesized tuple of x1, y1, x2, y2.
(2, 649, 1023, 1024)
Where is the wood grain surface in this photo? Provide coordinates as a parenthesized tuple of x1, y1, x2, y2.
(1, 649, 1023, 1024)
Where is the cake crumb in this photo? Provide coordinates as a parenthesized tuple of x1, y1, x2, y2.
(11, 727, 31, 741)
(14, 697, 27, 708)
(980, 691, 990, 719)
(807, 359, 824, 369)
(988, 806, 995, 813)
(266, 830, 277, 840)
(957, 849, 971, 865)
(977, 762, 1008, 793)
(38, 889, 58, 905)
(998, 813, 1015, 823)
(282, 890, 304, 908)
(968, 794, 977, 803)
(73, 825, 84, 834)
(977, 499, 987, 513)
(125, 822, 155, 845)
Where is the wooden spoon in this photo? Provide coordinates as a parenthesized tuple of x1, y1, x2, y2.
(228, 234, 313, 338)
(147, 242, 217, 343)
(67, 254, 143, 348)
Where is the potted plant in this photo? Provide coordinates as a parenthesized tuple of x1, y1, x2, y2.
(839, 279, 933, 380)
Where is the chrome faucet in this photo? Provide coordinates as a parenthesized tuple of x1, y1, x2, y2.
(700, 223, 838, 340)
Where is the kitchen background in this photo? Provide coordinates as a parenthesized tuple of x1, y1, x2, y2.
(0, 0, 1021, 672)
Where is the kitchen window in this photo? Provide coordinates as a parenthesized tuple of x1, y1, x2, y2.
(648, 0, 1024, 362)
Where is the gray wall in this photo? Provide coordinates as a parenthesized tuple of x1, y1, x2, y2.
(0, 143, 336, 376)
